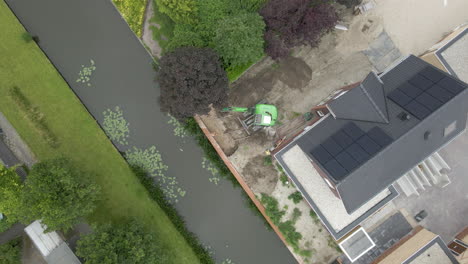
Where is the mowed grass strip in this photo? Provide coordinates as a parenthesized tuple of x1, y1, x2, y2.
(0, 2, 199, 263)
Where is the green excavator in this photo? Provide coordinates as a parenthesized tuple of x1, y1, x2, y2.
(222, 104, 278, 134)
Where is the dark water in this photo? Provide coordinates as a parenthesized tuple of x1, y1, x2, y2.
(4, 0, 295, 263)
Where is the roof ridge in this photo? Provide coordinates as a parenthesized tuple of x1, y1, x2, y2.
(359, 83, 389, 123)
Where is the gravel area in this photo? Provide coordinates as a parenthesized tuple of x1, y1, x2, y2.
(281, 145, 391, 232)
(440, 33, 468, 83)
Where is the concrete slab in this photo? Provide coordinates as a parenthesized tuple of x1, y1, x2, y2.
(393, 129, 468, 242)
(363, 31, 403, 72)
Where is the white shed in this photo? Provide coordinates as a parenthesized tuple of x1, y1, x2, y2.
(24, 220, 81, 264)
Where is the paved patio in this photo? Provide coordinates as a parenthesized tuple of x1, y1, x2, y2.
(393, 128, 468, 242)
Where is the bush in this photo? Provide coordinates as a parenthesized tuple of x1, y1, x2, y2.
(260, 0, 338, 59)
(9, 87, 59, 148)
(288, 191, 303, 204)
(309, 209, 320, 224)
(155, 0, 197, 24)
(337, 0, 362, 8)
(77, 220, 167, 264)
(0, 216, 16, 233)
(112, 0, 146, 36)
(291, 208, 302, 223)
(130, 166, 214, 264)
(260, 194, 306, 255)
(21, 32, 32, 43)
(0, 238, 21, 264)
(213, 12, 265, 68)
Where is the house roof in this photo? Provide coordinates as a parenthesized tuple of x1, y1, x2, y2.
(327, 72, 389, 124)
(276, 55, 468, 214)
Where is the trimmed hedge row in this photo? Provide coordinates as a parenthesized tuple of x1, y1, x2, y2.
(130, 165, 215, 264)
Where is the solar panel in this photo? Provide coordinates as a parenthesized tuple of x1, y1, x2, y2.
(342, 123, 365, 140)
(321, 137, 343, 156)
(388, 89, 412, 106)
(408, 74, 433, 90)
(345, 143, 370, 164)
(367, 127, 393, 147)
(335, 151, 359, 172)
(310, 145, 332, 164)
(426, 84, 454, 103)
(398, 82, 423, 98)
(437, 77, 465, 95)
(356, 135, 382, 155)
(419, 66, 445, 83)
(324, 159, 348, 181)
(415, 92, 443, 111)
(332, 130, 354, 149)
(404, 100, 431, 120)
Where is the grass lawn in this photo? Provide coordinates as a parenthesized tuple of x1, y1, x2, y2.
(227, 59, 260, 83)
(0, 2, 199, 263)
(112, 0, 147, 36)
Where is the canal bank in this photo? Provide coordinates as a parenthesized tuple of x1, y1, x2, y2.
(2, 0, 295, 262)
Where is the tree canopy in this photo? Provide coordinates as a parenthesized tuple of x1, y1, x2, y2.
(260, 0, 338, 59)
(213, 12, 265, 68)
(155, 0, 197, 24)
(0, 166, 23, 222)
(158, 47, 228, 119)
(77, 220, 166, 264)
(21, 158, 100, 231)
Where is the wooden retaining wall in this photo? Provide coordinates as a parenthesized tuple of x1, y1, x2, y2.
(194, 115, 303, 264)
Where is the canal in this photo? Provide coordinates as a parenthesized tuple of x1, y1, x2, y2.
(4, 0, 295, 263)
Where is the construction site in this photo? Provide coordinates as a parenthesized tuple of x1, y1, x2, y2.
(197, 1, 468, 263)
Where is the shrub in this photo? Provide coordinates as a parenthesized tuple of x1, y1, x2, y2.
(21, 32, 32, 43)
(213, 12, 265, 68)
(77, 220, 167, 264)
(263, 156, 272, 166)
(260, 0, 338, 59)
(0, 238, 21, 264)
(309, 209, 320, 224)
(337, 0, 362, 8)
(155, 0, 197, 24)
(288, 191, 303, 204)
(130, 166, 214, 263)
(291, 208, 302, 223)
(112, 0, 147, 36)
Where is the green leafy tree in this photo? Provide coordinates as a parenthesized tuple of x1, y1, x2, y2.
(0, 238, 21, 264)
(0, 165, 23, 222)
(21, 158, 100, 231)
(77, 220, 167, 264)
(167, 24, 205, 51)
(213, 12, 265, 67)
(158, 47, 228, 119)
(155, 0, 197, 24)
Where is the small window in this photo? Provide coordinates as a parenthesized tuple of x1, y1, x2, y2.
(444, 121, 457, 137)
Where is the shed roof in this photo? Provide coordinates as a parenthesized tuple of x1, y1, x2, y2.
(24, 220, 63, 257)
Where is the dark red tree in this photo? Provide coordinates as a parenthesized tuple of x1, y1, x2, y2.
(260, 0, 338, 59)
(158, 47, 229, 120)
